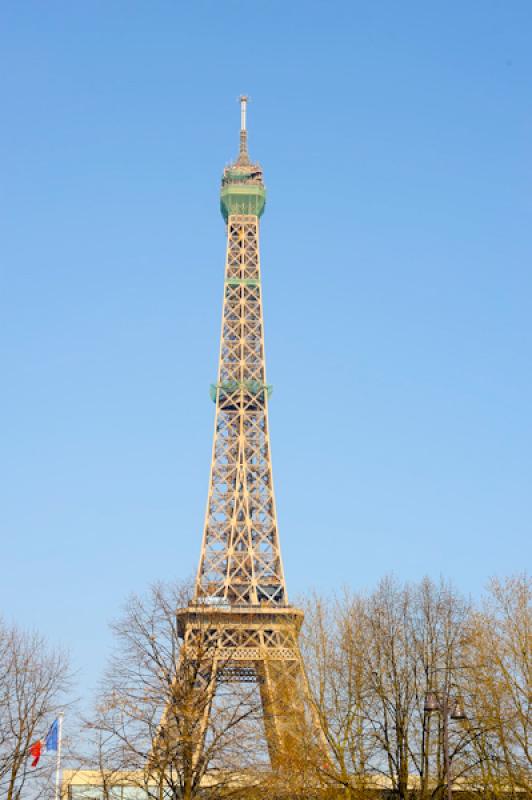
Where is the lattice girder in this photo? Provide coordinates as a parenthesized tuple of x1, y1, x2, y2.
(196, 215, 286, 606)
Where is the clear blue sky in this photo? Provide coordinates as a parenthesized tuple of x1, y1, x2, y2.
(1, 2, 531, 699)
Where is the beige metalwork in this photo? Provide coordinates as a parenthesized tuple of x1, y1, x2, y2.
(174, 99, 320, 768)
(197, 214, 284, 607)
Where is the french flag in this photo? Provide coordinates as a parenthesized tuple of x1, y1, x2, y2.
(28, 719, 59, 767)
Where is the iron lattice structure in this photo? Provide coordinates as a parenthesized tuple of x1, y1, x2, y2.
(198, 214, 284, 606)
(175, 98, 320, 767)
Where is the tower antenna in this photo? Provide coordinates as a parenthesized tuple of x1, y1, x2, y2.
(238, 94, 249, 163)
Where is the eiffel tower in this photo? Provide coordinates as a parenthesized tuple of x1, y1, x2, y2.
(175, 98, 316, 768)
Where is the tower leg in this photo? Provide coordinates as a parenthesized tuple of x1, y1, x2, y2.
(188, 662, 218, 771)
(257, 657, 309, 768)
(151, 657, 218, 779)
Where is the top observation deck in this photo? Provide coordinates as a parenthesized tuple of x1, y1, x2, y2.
(220, 96, 266, 222)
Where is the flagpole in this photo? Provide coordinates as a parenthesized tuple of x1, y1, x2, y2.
(54, 712, 64, 800)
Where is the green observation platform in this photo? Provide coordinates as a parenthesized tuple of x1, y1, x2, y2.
(220, 165, 266, 221)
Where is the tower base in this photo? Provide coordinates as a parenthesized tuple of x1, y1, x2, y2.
(175, 604, 316, 768)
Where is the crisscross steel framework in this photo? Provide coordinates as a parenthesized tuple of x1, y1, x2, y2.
(196, 215, 286, 607)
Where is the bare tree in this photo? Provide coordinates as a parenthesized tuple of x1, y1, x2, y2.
(86, 580, 271, 800)
(409, 577, 475, 800)
(299, 590, 376, 800)
(466, 574, 531, 798)
(300, 578, 477, 800)
(363, 576, 418, 800)
(0, 618, 70, 800)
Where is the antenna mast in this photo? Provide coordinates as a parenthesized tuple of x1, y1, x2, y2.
(238, 95, 249, 163)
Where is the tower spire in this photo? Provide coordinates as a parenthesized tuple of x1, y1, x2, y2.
(237, 94, 250, 165)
